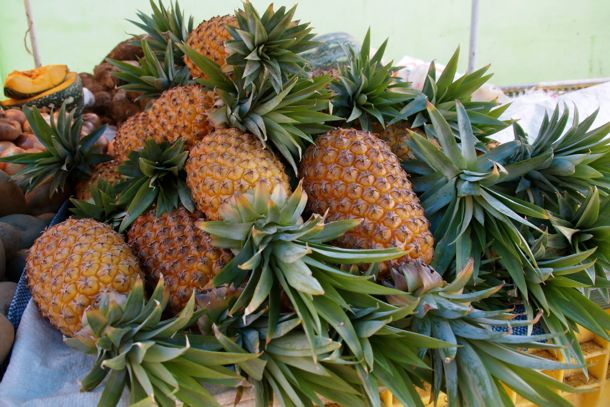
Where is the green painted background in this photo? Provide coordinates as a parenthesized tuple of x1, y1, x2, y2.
(0, 0, 608, 86)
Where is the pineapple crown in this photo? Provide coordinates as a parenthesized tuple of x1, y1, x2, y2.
(331, 29, 414, 131)
(552, 187, 610, 280)
(181, 45, 338, 174)
(116, 139, 193, 232)
(70, 180, 126, 231)
(198, 282, 448, 407)
(404, 101, 549, 282)
(389, 259, 576, 407)
(129, 0, 193, 64)
(510, 106, 610, 208)
(521, 222, 610, 366)
(225, 2, 318, 93)
(0, 102, 110, 195)
(393, 48, 509, 140)
(108, 39, 192, 101)
(65, 278, 258, 406)
(198, 183, 409, 359)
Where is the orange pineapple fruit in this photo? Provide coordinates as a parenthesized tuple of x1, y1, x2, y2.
(112, 85, 216, 161)
(184, 15, 237, 79)
(186, 128, 291, 220)
(146, 85, 217, 150)
(74, 160, 124, 201)
(26, 218, 142, 336)
(300, 128, 434, 269)
(112, 111, 153, 161)
(127, 207, 232, 311)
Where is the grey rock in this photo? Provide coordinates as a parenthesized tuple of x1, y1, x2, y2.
(0, 313, 14, 365)
(0, 223, 21, 260)
(0, 214, 46, 248)
(0, 281, 16, 315)
(0, 240, 5, 281)
(0, 171, 26, 216)
(6, 249, 27, 283)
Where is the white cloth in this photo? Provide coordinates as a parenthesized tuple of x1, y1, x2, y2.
(0, 301, 126, 407)
(493, 81, 610, 143)
(0, 301, 254, 407)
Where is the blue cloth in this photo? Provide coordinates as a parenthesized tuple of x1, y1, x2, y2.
(492, 304, 546, 336)
(7, 202, 70, 329)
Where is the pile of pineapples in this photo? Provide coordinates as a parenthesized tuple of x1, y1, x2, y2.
(2, 1, 610, 406)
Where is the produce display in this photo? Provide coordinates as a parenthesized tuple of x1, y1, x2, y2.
(0, 1, 609, 406)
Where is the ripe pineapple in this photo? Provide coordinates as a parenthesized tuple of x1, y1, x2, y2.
(300, 128, 434, 268)
(146, 84, 216, 149)
(186, 128, 290, 220)
(372, 123, 442, 161)
(111, 85, 215, 161)
(74, 160, 123, 200)
(26, 218, 142, 336)
(127, 207, 232, 311)
(111, 111, 153, 161)
(184, 15, 236, 79)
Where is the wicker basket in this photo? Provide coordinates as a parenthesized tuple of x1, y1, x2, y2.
(500, 78, 610, 98)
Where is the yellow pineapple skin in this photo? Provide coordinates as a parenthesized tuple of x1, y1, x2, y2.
(26, 218, 142, 336)
(300, 128, 434, 268)
(127, 207, 232, 312)
(112, 111, 153, 161)
(147, 85, 216, 150)
(186, 128, 291, 220)
(75, 160, 123, 201)
(373, 122, 416, 161)
(184, 15, 237, 79)
(373, 123, 440, 162)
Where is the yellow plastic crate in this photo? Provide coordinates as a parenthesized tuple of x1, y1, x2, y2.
(383, 309, 610, 407)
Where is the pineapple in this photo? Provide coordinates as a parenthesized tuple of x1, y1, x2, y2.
(331, 30, 412, 131)
(389, 49, 509, 157)
(146, 84, 216, 149)
(300, 128, 434, 269)
(66, 278, 257, 406)
(184, 15, 236, 79)
(182, 45, 335, 175)
(111, 111, 152, 161)
(108, 39, 192, 101)
(109, 1, 194, 101)
(186, 128, 290, 220)
(74, 160, 123, 201)
(116, 139, 193, 231)
(26, 218, 141, 336)
(387, 260, 574, 407)
(127, 207, 232, 311)
(330, 31, 508, 161)
(111, 85, 215, 161)
(185, 3, 316, 90)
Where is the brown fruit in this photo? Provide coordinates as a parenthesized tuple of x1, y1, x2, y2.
(4, 109, 26, 126)
(0, 144, 25, 175)
(0, 119, 22, 141)
(15, 133, 44, 150)
(0, 170, 26, 216)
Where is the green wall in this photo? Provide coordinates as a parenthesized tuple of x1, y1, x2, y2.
(1, 0, 609, 86)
